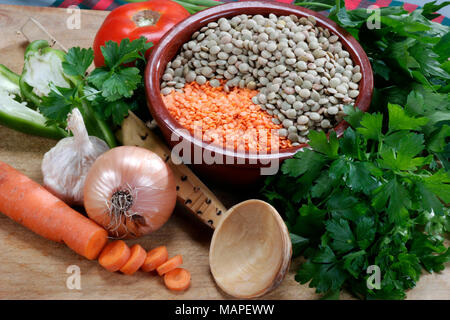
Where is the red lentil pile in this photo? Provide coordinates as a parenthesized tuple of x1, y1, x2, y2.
(162, 81, 292, 152)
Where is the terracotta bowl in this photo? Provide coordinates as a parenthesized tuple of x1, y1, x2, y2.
(145, 1, 373, 185)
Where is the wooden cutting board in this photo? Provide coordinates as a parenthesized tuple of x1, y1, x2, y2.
(0, 4, 448, 300)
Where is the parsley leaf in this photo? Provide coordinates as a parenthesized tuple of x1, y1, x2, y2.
(87, 68, 110, 89)
(340, 127, 364, 160)
(415, 181, 445, 215)
(282, 149, 327, 178)
(39, 85, 77, 124)
(329, 158, 348, 180)
(296, 246, 347, 294)
(343, 105, 364, 128)
(308, 130, 339, 158)
(291, 202, 327, 241)
(103, 99, 138, 126)
(388, 103, 429, 131)
(433, 31, 450, 61)
(311, 170, 333, 198)
(356, 112, 383, 141)
(343, 250, 367, 279)
(346, 161, 379, 195)
(291, 233, 309, 257)
(62, 47, 94, 77)
(101, 38, 152, 69)
(378, 131, 431, 171)
(422, 169, 450, 203)
(409, 41, 450, 80)
(422, 1, 450, 21)
(102, 67, 141, 101)
(325, 218, 356, 254)
(355, 216, 376, 250)
(326, 191, 369, 222)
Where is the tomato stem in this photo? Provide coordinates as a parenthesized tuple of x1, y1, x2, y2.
(132, 10, 161, 27)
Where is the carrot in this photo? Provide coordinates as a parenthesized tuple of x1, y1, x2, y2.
(156, 254, 183, 276)
(120, 244, 146, 275)
(164, 268, 191, 292)
(0, 161, 108, 260)
(141, 246, 169, 272)
(98, 240, 131, 272)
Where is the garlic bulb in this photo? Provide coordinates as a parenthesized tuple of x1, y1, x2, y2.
(42, 108, 109, 206)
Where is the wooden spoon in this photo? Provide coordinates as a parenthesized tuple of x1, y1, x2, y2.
(118, 112, 292, 299)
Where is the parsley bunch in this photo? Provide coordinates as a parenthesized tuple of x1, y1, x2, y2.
(87, 38, 152, 125)
(263, 102, 449, 299)
(263, 0, 449, 300)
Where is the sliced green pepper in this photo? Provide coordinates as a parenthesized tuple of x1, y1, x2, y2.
(0, 64, 21, 97)
(20, 40, 73, 108)
(18, 40, 117, 147)
(0, 95, 68, 139)
(0, 67, 68, 139)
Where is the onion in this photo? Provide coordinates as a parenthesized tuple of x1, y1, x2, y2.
(83, 146, 177, 238)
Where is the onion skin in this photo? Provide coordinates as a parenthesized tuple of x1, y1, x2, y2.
(83, 146, 177, 238)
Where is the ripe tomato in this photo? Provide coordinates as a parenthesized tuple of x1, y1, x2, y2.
(93, 0, 190, 67)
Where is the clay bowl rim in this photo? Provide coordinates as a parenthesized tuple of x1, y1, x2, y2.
(145, 0, 374, 164)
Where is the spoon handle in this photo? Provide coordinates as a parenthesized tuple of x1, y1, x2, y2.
(117, 112, 227, 229)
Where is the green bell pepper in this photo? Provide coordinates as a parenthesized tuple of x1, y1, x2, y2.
(0, 65, 68, 139)
(0, 64, 21, 97)
(20, 40, 73, 108)
(18, 40, 117, 147)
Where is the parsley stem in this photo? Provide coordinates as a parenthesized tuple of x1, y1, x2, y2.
(294, 2, 334, 9)
(370, 141, 376, 158)
(173, 0, 206, 13)
(79, 89, 102, 101)
(78, 99, 117, 148)
(378, 139, 383, 158)
(179, 0, 222, 6)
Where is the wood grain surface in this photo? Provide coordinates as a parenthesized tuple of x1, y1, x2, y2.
(0, 4, 448, 300)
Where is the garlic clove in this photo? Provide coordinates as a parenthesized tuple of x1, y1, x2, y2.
(209, 199, 292, 299)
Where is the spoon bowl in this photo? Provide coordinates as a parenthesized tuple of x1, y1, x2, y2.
(209, 200, 292, 299)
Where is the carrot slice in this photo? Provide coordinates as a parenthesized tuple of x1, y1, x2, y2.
(164, 268, 191, 292)
(156, 254, 183, 276)
(120, 244, 147, 275)
(98, 240, 131, 272)
(142, 246, 169, 272)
